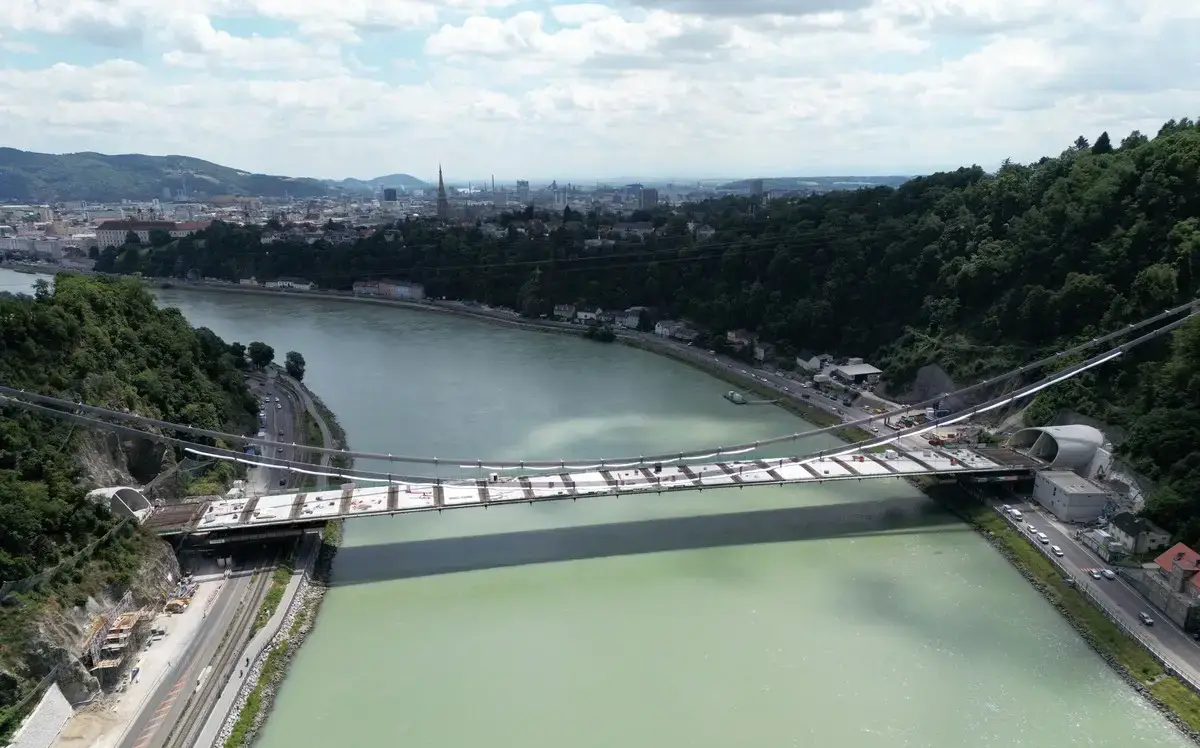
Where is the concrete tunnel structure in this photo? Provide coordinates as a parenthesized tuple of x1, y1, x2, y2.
(1005, 424, 1105, 474)
(86, 486, 154, 523)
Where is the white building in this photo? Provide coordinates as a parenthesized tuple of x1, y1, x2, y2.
(1032, 470, 1109, 523)
(95, 220, 210, 249)
(1108, 512, 1172, 555)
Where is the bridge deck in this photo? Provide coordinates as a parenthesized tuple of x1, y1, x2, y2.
(153, 445, 1035, 535)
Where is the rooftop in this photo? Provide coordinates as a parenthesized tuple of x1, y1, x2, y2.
(1155, 542, 1200, 574)
(1110, 511, 1168, 538)
(1039, 469, 1106, 494)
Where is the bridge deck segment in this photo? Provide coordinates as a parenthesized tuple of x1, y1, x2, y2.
(168, 445, 1032, 535)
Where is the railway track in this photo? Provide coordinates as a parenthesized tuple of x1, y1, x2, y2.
(162, 561, 275, 748)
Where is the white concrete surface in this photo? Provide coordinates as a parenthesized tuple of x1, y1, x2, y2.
(11, 684, 72, 748)
(187, 444, 1029, 529)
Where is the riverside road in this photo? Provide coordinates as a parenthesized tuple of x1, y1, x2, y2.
(118, 571, 253, 748)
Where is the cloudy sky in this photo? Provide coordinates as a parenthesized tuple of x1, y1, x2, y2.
(1, 0, 1197, 181)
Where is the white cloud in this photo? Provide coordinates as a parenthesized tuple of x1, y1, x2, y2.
(0, 0, 1197, 179)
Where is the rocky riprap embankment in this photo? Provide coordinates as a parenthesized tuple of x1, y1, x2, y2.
(965, 515, 1200, 744)
(214, 570, 327, 747)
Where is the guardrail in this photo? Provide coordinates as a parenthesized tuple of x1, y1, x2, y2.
(996, 506, 1200, 693)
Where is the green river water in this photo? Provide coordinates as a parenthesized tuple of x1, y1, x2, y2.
(1, 270, 1189, 747)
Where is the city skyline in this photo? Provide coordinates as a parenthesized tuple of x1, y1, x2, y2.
(2, 1, 1197, 179)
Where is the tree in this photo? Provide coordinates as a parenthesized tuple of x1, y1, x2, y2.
(125, 230, 141, 245)
(1091, 131, 1114, 154)
(285, 350, 306, 381)
(149, 229, 173, 247)
(228, 342, 247, 368)
(247, 341, 275, 369)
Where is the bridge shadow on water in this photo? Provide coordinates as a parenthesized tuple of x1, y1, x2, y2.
(328, 495, 970, 587)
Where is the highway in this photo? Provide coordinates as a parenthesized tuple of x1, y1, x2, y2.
(1002, 499, 1200, 686)
(118, 570, 255, 748)
(245, 375, 302, 495)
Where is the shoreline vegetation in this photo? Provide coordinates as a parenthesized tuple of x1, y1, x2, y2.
(5, 266, 1198, 740)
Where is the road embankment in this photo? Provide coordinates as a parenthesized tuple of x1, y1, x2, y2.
(216, 529, 337, 748)
(931, 484, 1200, 741)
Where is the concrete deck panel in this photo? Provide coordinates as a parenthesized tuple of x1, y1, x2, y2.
(839, 457, 892, 476)
(802, 458, 853, 478)
(441, 484, 482, 506)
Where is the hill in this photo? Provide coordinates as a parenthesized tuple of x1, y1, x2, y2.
(0, 148, 335, 202)
(100, 118, 1200, 540)
(0, 274, 257, 731)
(330, 173, 429, 193)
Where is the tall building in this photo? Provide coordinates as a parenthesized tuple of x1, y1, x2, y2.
(436, 165, 450, 221)
(640, 188, 659, 209)
(750, 179, 765, 197)
(383, 188, 398, 202)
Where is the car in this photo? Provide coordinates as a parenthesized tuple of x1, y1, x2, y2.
(1101, 569, 1116, 580)
(1001, 504, 1011, 512)
(276, 447, 283, 453)
(1038, 533, 1050, 545)
(1050, 545, 1064, 557)
(1138, 612, 1154, 626)
(1026, 524, 1037, 534)
(1090, 570, 1102, 580)
(276, 403, 282, 410)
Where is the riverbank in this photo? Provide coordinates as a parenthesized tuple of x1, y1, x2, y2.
(931, 484, 1200, 742)
(145, 279, 864, 436)
(216, 532, 334, 748)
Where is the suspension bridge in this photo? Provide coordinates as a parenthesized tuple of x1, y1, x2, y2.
(0, 299, 1195, 541)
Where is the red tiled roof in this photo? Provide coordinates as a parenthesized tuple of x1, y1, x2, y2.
(1155, 542, 1200, 575)
(174, 221, 212, 232)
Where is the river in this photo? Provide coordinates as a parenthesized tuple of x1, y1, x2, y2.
(2, 269, 1189, 747)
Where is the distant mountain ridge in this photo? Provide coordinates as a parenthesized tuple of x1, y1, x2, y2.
(0, 148, 345, 202)
(717, 176, 913, 191)
(330, 173, 429, 192)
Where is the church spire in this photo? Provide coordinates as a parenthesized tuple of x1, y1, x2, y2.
(436, 163, 450, 221)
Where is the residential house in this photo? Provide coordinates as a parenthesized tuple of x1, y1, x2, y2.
(378, 279, 425, 300)
(553, 304, 576, 320)
(726, 329, 755, 350)
(576, 308, 602, 324)
(1109, 513, 1172, 555)
(655, 320, 698, 342)
(239, 278, 261, 287)
(1154, 544, 1200, 596)
(352, 280, 380, 296)
(795, 352, 832, 372)
(617, 307, 646, 329)
(753, 341, 776, 363)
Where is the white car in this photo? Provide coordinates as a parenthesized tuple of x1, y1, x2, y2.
(1090, 570, 1102, 580)
(1038, 533, 1050, 544)
(1101, 569, 1116, 580)
(1050, 545, 1064, 557)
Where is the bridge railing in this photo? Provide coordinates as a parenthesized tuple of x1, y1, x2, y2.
(995, 507, 1200, 694)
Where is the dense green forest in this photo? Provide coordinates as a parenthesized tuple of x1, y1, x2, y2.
(0, 275, 257, 582)
(99, 118, 1200, 541)
(0, 147, 332, 202)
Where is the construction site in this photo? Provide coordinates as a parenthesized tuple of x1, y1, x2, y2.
(79, 577, 200, 692)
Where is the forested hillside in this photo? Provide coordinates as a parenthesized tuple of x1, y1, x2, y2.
(0, 275, 256, 582)
(0, 148, 332, 202)
(100, 118, 1200, 540)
